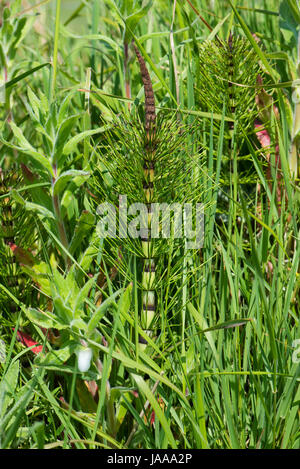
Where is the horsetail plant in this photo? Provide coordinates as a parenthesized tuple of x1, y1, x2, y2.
(1, 0, 300, 450)
(196, 32, 265, 218)
(0, 2, 38, 317)
(133, 43, 157, 350)
(0, 170, 36, 314)
(91, 43, 206, 355)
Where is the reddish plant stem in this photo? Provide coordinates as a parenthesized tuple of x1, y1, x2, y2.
(124, 42, 131, 110)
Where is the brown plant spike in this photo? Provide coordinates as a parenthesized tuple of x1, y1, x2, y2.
(133, 43, 156, 137)
(133, 42, 157, 349)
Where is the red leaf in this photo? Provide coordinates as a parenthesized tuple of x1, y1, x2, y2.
(255, 123, 271, 151)
(8, 244, 35, 267)
(13, 328, 43, 354)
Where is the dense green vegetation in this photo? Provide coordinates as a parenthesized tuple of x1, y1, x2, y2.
(0, 0, 299, 449)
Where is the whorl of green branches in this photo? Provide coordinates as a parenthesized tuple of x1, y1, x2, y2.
(196, 35, 265, 133)
(0, 168, 37, 312)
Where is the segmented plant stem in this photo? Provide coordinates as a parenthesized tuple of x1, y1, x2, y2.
(133, 44, 156, 349)
(227, 32, 235, 149)
(227, 33, 239, 215)
(0, 169, 15, 246)
(0, 169, 24, 308)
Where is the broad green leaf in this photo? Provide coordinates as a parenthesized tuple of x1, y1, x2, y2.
(60, 28, 122, 54)
(9, 16, 34, 58)
(0, 361, 19, 418)
(62, 127, 111, 155)
(7, 122, 53, 175)
(57, 92, 76, 125)
(286, 0, 300, 24)
(53, 170, 90, 196)
(52, 115, 79, 164)
(69, 211, 95, 256)
(124, 1, 153, 44)
(61, 189, 76, 214)
(11, 191, 54, 221)
(20, 260, 53, 296)
(118, 283, 132, 315)
(279, 1, 299, 43)
(52, 268, 73, 301)
(62, 270, 79, 304)
(35, 341, 78, 366)
(10, 189, 25, 205)
(27, 87, 42, 122)
(2, 360, 19, 395)
(10, 0, 21, 16)
(89, 94, 116, 122)
(26, 308, 65, 330)
(87, 289, 123, 336)
(24, 201, 55, 220)
(70, 318, 88, 331)
(74, 275, 96, 316)
(53, 296, 73, 325)
(118, 283, 133, 325)
(1, 377, 38, 449)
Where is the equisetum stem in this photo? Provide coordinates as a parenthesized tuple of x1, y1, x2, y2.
(133, 44, 156, 350)
(227, 33, 238, 233)
(227, 33, 239, 319)
(228, 32, 235, 153)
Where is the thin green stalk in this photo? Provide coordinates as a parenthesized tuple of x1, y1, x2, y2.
(170, 0, 180, 106)
(83, 67, 92, 169)
(124, 42, 131, 105)
(51, 0, 61, 101)
(91, 0, 100, 88)
(289, 28, 300, 179)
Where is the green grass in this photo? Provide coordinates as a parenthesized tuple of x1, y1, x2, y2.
(0, 0, 299, 449)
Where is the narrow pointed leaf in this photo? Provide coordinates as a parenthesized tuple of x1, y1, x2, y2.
(53, 170, 90, 196)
